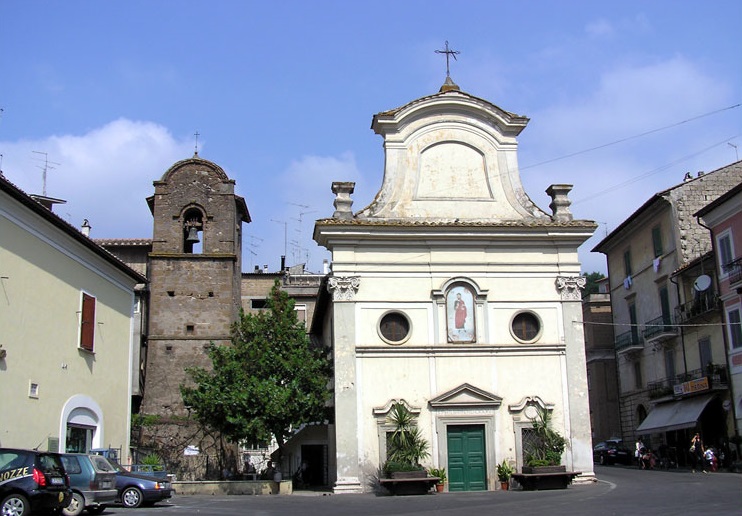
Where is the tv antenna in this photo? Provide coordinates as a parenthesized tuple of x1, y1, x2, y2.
(729, 142, 739, 161)
(32, 151, 61, 196)
(271, 219, 288, 258)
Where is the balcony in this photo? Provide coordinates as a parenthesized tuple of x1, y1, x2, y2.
(643, 314, 678, 345)
(724, 257, 742, 288)
(647, 364, 729, 399)
(615, 330, 642, 353)
(675, 293, 720, 323)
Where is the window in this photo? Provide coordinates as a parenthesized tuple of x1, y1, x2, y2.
(378, 312, 410, 344)
(699, 337, 712, 369)
(624, 249, 633, 277)
(511, 311, 541, 343)
(633, 361, 643, 389)
(652, 226, 663, 258)
(28, 382, 39, 398)
(628, 303, 639, 346)
(295, 304, 307, 323)
(664, 348, 676, 380)
(251, 298, 267, 309)
(183, 207, 204, 254)
(728, 308, 742, 349)
(80, 292, 96, 352)
(718, 232, 733, 274)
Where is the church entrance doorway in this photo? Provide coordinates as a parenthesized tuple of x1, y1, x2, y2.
(447, 425, 486, 491)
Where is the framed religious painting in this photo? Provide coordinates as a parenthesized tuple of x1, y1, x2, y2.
(446, 284, 475, 343)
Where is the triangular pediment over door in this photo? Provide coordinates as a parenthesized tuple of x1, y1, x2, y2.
(429, 383, 502, 410)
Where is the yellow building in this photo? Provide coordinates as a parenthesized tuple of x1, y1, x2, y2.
(0, 175, 145, 462)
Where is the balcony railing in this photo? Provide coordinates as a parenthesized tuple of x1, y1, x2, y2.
(675, 293, 720, 323)
(615, 330, 642, 353)
(643, 314, 677, 341)
(647, 364, 728, 399)
(725, 257, 742, 286)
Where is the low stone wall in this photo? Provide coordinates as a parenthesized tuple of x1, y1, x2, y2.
(172, 480, 293, 496)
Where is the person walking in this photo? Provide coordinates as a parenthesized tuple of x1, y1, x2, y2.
(690, 433, 706, 473)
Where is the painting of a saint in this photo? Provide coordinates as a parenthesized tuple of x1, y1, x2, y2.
(447, 285, 475, 342)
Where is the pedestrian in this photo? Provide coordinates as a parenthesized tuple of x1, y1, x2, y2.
(690, 433, 706, 473)
(635, 437, 644, 467)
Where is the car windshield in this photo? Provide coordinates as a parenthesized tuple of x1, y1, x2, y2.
(91, 455, 116, 472)
(107, 459, 127, 473)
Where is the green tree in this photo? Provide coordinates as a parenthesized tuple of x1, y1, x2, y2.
(180, 280, 331, 458)
(582, 271, 606, 298)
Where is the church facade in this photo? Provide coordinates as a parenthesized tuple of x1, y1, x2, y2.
(312, 79, 597, 492)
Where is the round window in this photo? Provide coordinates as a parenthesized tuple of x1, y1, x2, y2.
(379, 312, 410, 344)
(511, 311, 541, 343)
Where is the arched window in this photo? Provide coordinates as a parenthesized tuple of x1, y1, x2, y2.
(183, 207, 204, 254)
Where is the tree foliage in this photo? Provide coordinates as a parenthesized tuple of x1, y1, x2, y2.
(180, 280, 331, 453)
(525, 407, 566, 467)
(582, 271, 606, 298)
(383, 403, 429, 475)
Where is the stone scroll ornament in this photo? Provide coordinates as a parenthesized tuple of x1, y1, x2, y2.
(555, 276, 586, 301)
(328, 276, 361, 301)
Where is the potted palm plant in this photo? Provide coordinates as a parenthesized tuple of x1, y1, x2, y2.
(523, 407, 566, 474)
(497, 460, 513, 490)
(382, 403, 430, 479)
(428, 467, 446, 492)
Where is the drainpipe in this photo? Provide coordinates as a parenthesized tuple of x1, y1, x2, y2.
(669, 274, 689, 377)
(697, 215, 741, 451)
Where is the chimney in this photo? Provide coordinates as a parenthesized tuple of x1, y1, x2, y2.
(281, 255, 286, 271)
(254, 265, 260, 273)
(697, 171, 705, 177)
(323, 259, 330, 275)
(263, 264, 268, 273)
(683, 172, 693, 182)
(81, 219, 91, 237)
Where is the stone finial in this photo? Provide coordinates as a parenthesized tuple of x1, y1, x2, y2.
(546, 184, 573, 222)
(332, 182, 355, 220)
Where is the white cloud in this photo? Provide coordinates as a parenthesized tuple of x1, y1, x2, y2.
(0, 119, 192, 237)
(585, 19, 614, 38)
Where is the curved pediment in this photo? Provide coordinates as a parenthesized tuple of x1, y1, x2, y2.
(429, 383, 502, 409)
(357, 89, 548, 222)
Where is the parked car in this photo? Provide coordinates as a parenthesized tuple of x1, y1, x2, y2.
(60, 453, 117, 515)
(108, 460, 173, 508)
(593, 440, 632, 465)
(0, 448, 71, 516)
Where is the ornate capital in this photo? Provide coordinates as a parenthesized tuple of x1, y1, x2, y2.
(555, 275, 586, 301)
(328, 276, 360, 301)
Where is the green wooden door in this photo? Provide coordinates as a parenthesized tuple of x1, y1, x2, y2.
(447, 425, 486, 491)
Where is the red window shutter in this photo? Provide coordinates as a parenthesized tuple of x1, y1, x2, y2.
(80, 293, 96, 351)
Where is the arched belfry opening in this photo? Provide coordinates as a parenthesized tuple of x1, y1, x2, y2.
(182, 206, 204, 254)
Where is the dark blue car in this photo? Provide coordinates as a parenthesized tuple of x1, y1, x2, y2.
(109, 461, 173, 508)
(0, 448, 71, 516)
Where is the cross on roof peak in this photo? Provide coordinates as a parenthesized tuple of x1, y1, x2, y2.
(435, 41, 460, 78)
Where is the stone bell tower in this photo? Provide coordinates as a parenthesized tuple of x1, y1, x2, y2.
(140, 154, 250, 456)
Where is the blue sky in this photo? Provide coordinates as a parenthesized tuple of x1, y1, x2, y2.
(1, 1, 740, 275)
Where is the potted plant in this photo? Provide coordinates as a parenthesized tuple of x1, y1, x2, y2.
(428, 467, 446, 492)
(383, 403, 430, 479)
(496, 460, 513, 490)
(523, 406, 566, 474)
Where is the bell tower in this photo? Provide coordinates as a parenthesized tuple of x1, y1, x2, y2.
(140, 154, 250, 450)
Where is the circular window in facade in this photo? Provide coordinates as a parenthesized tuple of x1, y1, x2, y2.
(378, 312, 411, 345)
(510, 311, 542, 343)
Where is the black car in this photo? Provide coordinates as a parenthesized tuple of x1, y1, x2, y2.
(0, 448, 72, 516)
(109, 461, 173, 508)
(593, 440, 632, 465)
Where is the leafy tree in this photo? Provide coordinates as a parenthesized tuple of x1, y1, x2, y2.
(582, 271, 606, 298)
(180, 280, 331, 459)
(383, 403, 429, 476)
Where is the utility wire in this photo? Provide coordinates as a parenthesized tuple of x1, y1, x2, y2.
(521, 103, 741, 170)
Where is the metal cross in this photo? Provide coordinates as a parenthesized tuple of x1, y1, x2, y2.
(194, 131, 200, 155)
(435, 41, 460, 78)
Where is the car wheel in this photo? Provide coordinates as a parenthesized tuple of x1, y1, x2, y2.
(86, 505, 107, 515)
(121, 487, 143, 509)
(1, 493, 30, 516)
(62, 492, 85, 516)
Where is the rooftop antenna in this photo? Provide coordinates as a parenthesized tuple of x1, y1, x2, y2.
(248, 235, 263, 268)
(271, 219, 288, 259)
(194, 131, 200, 156)
(32, 151, 61, 196)
(729, 142, 739, 161)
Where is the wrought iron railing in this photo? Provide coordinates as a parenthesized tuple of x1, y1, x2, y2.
(646, 364, 728, 399)
(615, 330, 641, 352)
(642, 314, 676, 340)
(675, 293, 720, 323)
(725, 257, 742, 286)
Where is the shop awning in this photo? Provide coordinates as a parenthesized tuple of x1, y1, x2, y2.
(636, 394, 715, 434)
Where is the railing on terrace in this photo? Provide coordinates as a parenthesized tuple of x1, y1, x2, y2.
(675, 293, 720, 323)
(615, 330, 642, 352)
(647, 364, 728, 399)
(642, 314, 677, 340)
(724, 257, 742, 286)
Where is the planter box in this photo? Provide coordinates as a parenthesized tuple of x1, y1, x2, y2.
(511, 468, 581, 491)
(521, 465, 566, 474)
(390, 470, 427, 479)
